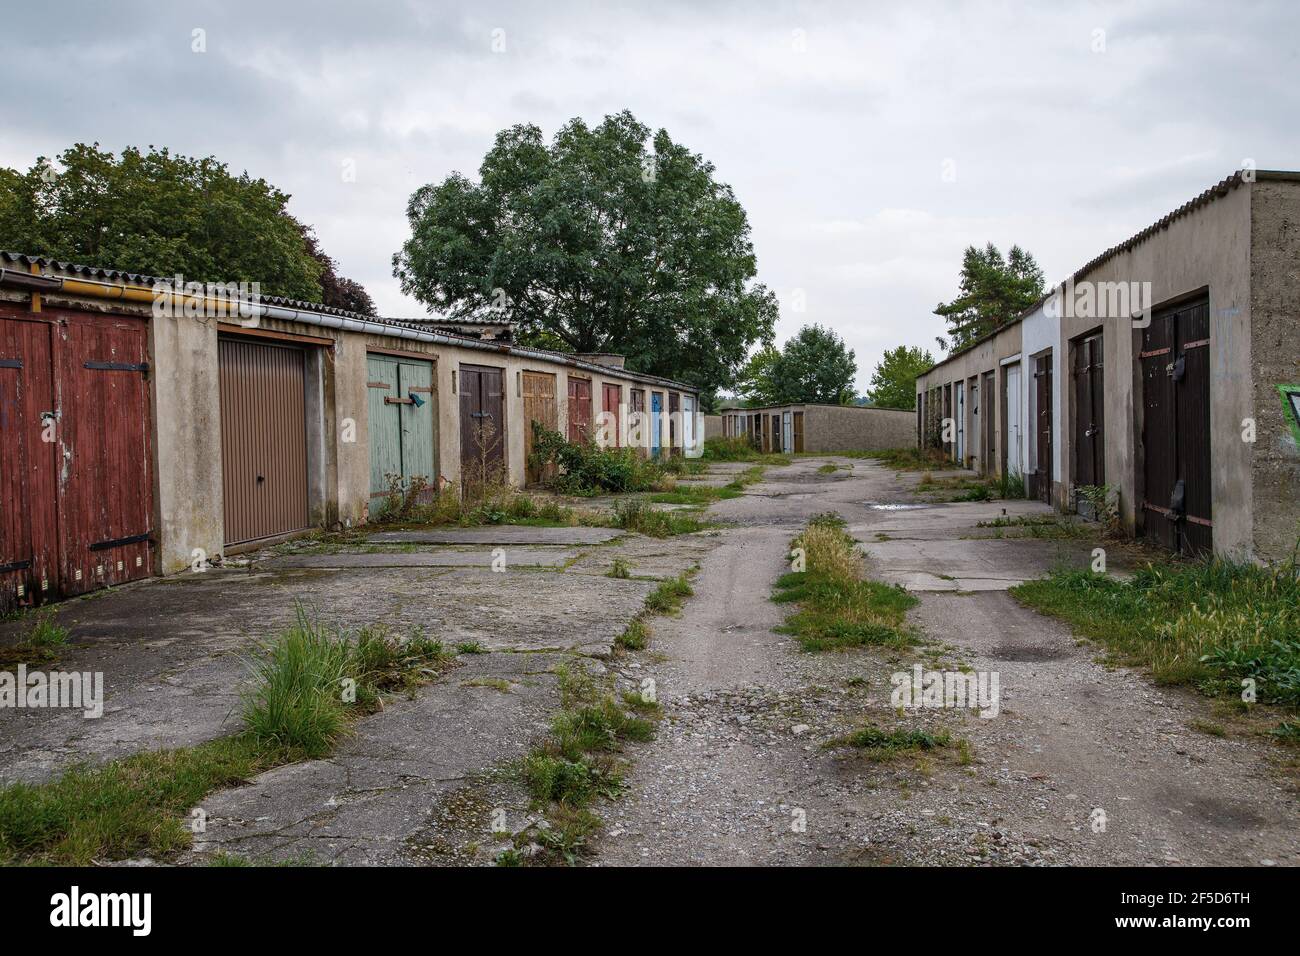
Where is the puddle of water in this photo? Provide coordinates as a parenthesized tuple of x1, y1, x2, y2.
(865, 502, 928, 511)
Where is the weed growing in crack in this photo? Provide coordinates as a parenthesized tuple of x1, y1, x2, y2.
(0, 609, 69, 667)
(506, 666, 658, 865)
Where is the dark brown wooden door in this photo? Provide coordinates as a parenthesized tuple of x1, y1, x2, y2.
(567, 376, 592, 443)
(460, 364, 506, 486)
(1072, 332, 1105, 487)
(793, 412, 805, 452)
(602, 382, 622, 448)
(669, 392, 681, 452)
(1034, 354, 1053, 502)
(982, 371, 996, 476)
(1140, 299, 1212, 555)
(219, 337, 309, 546)
(523, 371, 557, 484)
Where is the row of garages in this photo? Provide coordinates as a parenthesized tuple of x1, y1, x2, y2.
(0, 253, 700, 609)
(916, 169, 1300, 562)
(718, 403, 915, 454)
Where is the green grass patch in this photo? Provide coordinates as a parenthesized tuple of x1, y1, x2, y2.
(0, 734, 295, 865)
(241, 608, 451, 757)
(647, 485, 741, 506)
(0, 608, 452, 865)
(615, 618, 649, 650)
(824, 724, 953, 760)
(774, 516, 918, 652)
(841, 447, 951, 470)
(1011, 558, 1300, 707)
(975, 514, 1086, 539)
(0, 609, 69, 667)
(610, 499, 707, 537)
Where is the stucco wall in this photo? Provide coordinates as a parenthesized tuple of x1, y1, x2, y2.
(803, 404, 915, 451)
(1249, 179, 1300, 561)
(146, 306, 225, 573)
(704, 414, 723, 440)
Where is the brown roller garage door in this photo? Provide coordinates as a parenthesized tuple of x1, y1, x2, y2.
(219, 336, 310, 546)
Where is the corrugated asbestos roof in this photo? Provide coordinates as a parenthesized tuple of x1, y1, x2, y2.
(0, 251, 696, 391)
(917, 168, 1298, 378)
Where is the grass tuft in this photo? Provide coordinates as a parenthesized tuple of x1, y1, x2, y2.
(824, 724, 953, 760)
(0, 609, 70, 667)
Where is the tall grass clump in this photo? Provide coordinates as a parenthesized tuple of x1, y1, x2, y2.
(241, 606, 450, 757)
(773, 513, 918, 652)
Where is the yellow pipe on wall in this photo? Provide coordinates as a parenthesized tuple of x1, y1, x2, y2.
(56, 276, 254, 319)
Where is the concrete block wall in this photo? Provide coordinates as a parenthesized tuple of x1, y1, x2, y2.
(1249, 179, 1300, 561)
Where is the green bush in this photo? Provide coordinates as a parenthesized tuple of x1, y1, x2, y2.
(528, 424, 662, 494)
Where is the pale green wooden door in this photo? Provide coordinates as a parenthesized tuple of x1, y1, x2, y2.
(397, 359, 434, 486)
(367, 354, 435, 505)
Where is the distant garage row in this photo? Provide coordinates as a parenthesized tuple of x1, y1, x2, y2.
(0, 253, 701, 609)
(718, 402, 914, 454)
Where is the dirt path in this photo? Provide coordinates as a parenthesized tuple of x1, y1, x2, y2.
(596, 457, 1300, 866)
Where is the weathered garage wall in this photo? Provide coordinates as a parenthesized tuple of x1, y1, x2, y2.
(149, 304, 223, 572)
(704, 414, 723, 439)
(1061, 183, 1253, 553)
(802, 404, 916, 451)
(1249, 178, 1300, 562)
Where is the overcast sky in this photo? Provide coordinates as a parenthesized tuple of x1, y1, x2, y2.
(2, 1, 1296, 391)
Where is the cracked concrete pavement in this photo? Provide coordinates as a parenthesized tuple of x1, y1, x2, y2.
(2, 454, 1296, 867)
(595, 455, 1300, 867)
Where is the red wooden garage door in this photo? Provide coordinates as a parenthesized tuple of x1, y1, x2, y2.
(0, 307, 154, 611)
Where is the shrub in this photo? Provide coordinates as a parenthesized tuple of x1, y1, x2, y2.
(528, 424, 662, 494)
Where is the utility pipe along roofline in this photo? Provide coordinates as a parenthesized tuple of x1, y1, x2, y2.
(0, 268, 697, 391)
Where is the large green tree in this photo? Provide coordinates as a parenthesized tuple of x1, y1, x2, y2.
(740, 324, 857, 406)
(864, 344, 935, 410)
(934, 243, 1044, 352)
(0, 143, 371, 309)
(392, 111, 778, 391)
